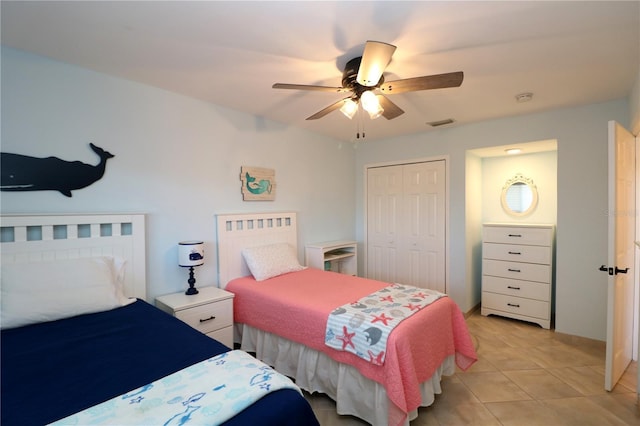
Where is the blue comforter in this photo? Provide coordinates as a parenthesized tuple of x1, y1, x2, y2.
(1, 300, 319, 426)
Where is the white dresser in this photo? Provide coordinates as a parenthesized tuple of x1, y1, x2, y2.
(481, 223, 554, 329)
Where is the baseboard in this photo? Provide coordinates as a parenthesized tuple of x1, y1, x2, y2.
(464, 302, 481, 318)
(553, 331, 606, 349)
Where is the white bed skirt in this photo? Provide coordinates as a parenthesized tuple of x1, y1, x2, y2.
(235, 323, 455, 426)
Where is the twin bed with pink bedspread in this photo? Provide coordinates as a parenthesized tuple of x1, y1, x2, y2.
(216, 212, 477, 426)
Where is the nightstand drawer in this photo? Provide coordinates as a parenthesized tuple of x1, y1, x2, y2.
(175, 301, 232, 334)
(207, 327, 233, 348)
(155, 286, 235, 348)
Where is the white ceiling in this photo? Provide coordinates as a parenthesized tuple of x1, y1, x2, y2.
(1, 1, 638, 143)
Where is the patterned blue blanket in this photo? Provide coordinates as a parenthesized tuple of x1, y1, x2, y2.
(325, 284, 446, 365)
(49, 350, 301, 426)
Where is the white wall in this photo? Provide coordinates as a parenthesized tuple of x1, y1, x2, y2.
(355, 100, 629, 341)
(0, 47, 357, 301)
(465, 154, 484, 306)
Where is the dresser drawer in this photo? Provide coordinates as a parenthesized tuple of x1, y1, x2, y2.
(483, 242, 551, 264)
(482, 291, 550, 320)
(483, 225, 553, 246)
(483, 259, 551, 283)
(482, 275, 550, 301)
(175, 301, 233, 334)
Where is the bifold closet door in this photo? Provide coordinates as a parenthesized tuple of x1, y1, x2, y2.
(367, 165, 403, 284)
(367, 160, 446, 292)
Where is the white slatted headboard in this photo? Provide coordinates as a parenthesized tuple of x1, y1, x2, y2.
(0, 214, 147, 300)
(216, 212, 298, 288)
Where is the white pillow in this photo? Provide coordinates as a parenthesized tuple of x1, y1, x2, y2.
(1, 256, 131, 329)
(241, 242, 306, 281)
(112, 256, 134, 305)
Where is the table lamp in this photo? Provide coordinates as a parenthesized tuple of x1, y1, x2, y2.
(178, 241, 204, 295)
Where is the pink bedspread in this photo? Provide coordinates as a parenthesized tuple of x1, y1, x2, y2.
(226, 268, 477, 425)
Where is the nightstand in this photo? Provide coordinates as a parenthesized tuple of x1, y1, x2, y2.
(155, 286, 234, 348)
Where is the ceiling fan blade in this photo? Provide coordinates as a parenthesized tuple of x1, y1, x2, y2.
(378, 71, 464, 94)
(357, 41, 396, 87)
(306, 98, 349, 120)
(377, 95, 404, 120)
(273, 83, 350, 93)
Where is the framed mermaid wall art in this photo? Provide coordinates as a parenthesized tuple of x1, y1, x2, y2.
(240, 166, 276, 201)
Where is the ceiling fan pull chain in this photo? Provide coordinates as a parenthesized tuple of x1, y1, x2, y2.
(358, 104, 366, 139)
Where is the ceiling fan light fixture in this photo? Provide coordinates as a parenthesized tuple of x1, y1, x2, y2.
(367, 104, 384, 119)
(360, 90, 384, 119)
(340, 98, 358, 119)
(272, 40, 462, 125)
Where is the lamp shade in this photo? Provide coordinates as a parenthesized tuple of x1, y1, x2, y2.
(360, 91, 384, 119)
(178, 241, 204, 267)
(340, 98, 358, 119)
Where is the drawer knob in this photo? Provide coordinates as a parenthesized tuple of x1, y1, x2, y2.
(199, 316, 216, 323)
(508, 234, 522, 237)
(507, 303, 520, 308)
(507, 285, 521, 290)
(507, 268, 521, 273)
(508, 251, 521, 255)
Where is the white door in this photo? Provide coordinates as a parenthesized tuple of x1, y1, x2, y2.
(604, 121, 636, 391)
(402, 162, 446, 292)
(366, 160, 446, 292)
(367, 165, 403, 283)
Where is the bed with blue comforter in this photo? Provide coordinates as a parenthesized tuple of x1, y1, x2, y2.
(1, 299, 319, 426)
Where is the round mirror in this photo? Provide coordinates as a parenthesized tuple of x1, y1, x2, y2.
(501, 174, 538, 217)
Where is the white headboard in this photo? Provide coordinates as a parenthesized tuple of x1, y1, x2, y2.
(0, 213, 147, 300)
(216, 211, 298, 288)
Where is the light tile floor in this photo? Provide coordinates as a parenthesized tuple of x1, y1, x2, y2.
(305, 311, 639, 425)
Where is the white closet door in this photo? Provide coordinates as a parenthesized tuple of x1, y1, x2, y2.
(367, 165, 403, 283)
(366, 160, 446, 292)
(402, 161, 446, 292)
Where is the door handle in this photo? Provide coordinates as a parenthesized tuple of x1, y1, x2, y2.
(599, 265, 630, 275)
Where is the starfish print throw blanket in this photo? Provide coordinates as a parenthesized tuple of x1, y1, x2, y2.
(325, 284, 446, 365)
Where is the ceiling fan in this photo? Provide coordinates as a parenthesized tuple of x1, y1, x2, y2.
(272, 40, 464, 121)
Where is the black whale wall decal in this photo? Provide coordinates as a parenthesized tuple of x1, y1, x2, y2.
(1, 143, 114, 197)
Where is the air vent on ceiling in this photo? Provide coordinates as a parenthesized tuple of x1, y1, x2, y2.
(427, 118, 455, 127)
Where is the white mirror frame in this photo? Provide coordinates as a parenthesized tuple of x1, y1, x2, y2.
(501, 173, 539, 217)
